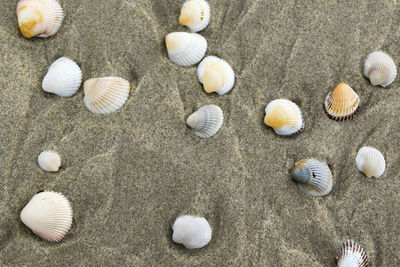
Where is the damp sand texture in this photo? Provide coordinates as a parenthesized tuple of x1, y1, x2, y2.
(1, 0, 400, 266)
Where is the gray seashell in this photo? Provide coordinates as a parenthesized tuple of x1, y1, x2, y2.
(186, 105, 223, 138)
(336, 240, 368, 267)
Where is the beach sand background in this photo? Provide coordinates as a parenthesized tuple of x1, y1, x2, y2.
(1, 0, 400, 266)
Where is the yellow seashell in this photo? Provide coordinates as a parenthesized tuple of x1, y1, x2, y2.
(324, 83, 360, 121)
(264, 99, 303, 136)
(179, 0, 210, 32)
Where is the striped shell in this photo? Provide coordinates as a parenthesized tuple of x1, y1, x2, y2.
(290, 159, 333, 197)
(83, 77, 130, 114)
(356, 146, 385, 178)
(336, 240, 368, 267)
(324, 83, 360, 121)
(172, 215, 212, 249)
(364, 51, 397, 87)
(165, 32, 207, 66)
(37, 151, 61, 172)
(187, 105, 223, 138)
(179, 0, 210, 32)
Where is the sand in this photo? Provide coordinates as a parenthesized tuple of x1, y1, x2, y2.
(1, 0, 400, 266)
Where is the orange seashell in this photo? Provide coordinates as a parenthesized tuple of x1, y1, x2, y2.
(323, 83, 360, 121)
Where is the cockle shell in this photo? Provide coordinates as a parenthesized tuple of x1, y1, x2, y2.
(172, 215, 212, 249)
(20, 191, 73, 242)
(324, 83, 360, 121)
(42, 57, 82, 97)
(197, 56, 235, 95)
(37, 151, 61, 172)
(335, 240, 368, 267)
(165, 32, 207, 66)
(187, 105, 223, 138)
(179, 0, 210, 32)
(364, 51, 397, 87)
(83, 77, 130, 114)
(290, 159, 333, 197)
(356, 146, 385, 178)
(264, 99, 304, 136)
(17, 0, 64, 38)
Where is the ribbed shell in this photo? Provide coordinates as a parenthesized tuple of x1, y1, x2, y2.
(336, 240, 368, 267)
(197, 56, 235, 95)
(264, 99, 304, 136)
(17, 0, 64, 38)
(165, 32, 207, 66)
(172, 215, 212, 249)
(42, 57, 82, 97)
(20, 191, 73, 242)
(83, 77, 130, 114)
(324, 83, 360, 121)
(290, 159, 333, 197)
(364, 51, 397, 87)
(187, 105, 223, 138)
(356, 146, 385, 178)
(179, 0, 210, 32)
(37, 151, 61, 172)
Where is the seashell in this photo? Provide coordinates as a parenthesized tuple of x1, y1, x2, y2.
(335, 240, 368, 267)
(17, 0, 64, 39)
(197, 56, 235, 95)
(290, 159, 333, 197)
(179, 0, 210, 32)
(37, 151, 61, 172)
(165, 32, 207, 66)
(264, 99, 304, 136)
(83, 77, 130, 114)
(324, 83, 360, 121)
(42, 57, 82, 97)
(187, 105, 223, 138)
(172, 215, 212, 249)
(20, 191, 73, 242)
(356, 146, 385, 178)
(364, 51, 397, 87)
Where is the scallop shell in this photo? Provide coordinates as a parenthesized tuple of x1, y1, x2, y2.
(17, 0, 64, 38)
(197, 56, 235, 95)
(264, 99, 304, 136)
(356, 146, 385, 178)
(179, 0, 210, 32)
(364, 51, 397, 87)
(165, 32, 207, 66)
(336, 240, 368, 267)
(83, 77, 130, 114)
(20, 191, 73, 242)
(42, 57, 82, 97)
(187, 105, 223, 138)
(37, 151, 61, 172)
(290, 159, 333, 197)
(324, 83, 360, 121)
(172, 215, 212, 249)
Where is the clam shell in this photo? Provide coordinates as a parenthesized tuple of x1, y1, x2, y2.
(37, 151, 61, 172)
(290, 159, 333, 197)
(187, 105, 223, 138)
(17, 0, 64, 38)
(83, 77, 130, 114)
(165, 32, 207, 66)
(356, 146, 385, 178)
(197, 56, 235, 95)
(42, 57, 82, 97)
(179, 0, 210, 32)
(172, 215, 212, 249)
(336, 240, 368, 267)
(364, 51, 397, 87)
(324, 83, 360, 121)
(264, 99, 304, 136)
(20, 191, 73, 242)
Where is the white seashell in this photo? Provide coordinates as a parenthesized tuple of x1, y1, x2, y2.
(187, 105, 223, 138)
(356, 146, 385, 178)
(197, 56, 235, 95)
(264, 99, 304, 136)
(37, 151, 61, 172)
(17, 0, 64, 38)
(336, 240, 368, 267)
(83, 77, 130, 114)
(172, 215, 212, 249)
(290, 159, 333, 197)
(364, 51, 397, 87)
(42, 57, 82, 97)
(20, 191, 73, 242)
(165, 32, 207, 66)
(179, 0, 210, 32)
